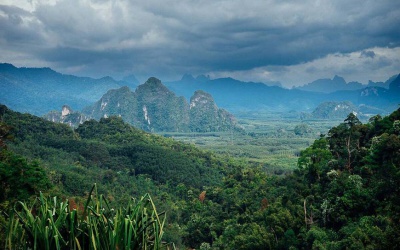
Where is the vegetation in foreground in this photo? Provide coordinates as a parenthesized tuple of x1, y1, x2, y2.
(1, 104, 400, 249)
(5, 185, 165, 250)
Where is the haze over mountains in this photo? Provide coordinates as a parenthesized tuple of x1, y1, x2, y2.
(0, 63, 139, 115)
(296, 75, 397, 93)
(165, 73, 400, 114)
(1, 63, 399, 128)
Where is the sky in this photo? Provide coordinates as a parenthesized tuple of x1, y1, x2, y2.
(1, 0, 399, 87)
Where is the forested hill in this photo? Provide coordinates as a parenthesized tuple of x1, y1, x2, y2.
(1, 104, 400, 249)
(0, 104, 227, 191)
(291, 109, 400, 248)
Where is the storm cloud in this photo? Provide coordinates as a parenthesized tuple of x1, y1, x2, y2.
(1, 0, 399, 86)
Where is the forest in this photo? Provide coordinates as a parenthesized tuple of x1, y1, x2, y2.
(1, 104, 400, 249)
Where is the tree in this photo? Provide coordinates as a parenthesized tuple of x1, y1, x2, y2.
(0, 150, 51, 203)
(0, 122, 13, 149)
(294, 124, 312, 136)
(328, 113, 367, 172)
(298, 138, 332, 184)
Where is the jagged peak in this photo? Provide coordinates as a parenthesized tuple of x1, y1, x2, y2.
(144, 77, 163, 86)
(332, 75, 346, 84)
(192, 90, 213, 98)
(181, 74, 195, 81)
(190, 90, 216, 109)
(137, 77, 170, 93)
(62, 105, 72, 117)
(389, 74, 400, 91)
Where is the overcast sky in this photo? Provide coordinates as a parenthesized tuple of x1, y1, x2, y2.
(1, 0, 399, 87)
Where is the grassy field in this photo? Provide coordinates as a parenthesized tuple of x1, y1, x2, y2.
(160, 113, 344, 173)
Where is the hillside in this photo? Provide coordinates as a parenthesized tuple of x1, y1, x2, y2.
(0, 104, 226, 193)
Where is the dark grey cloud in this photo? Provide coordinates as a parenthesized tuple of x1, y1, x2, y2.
(360, 50, 376, 58)
(1, 0, 400, 85)
(0, 5, 45, 46)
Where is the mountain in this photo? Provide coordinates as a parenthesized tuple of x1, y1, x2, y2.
(297, 74, 399, 94)
(297, 75, 364, 93)
(0, 63, 136, 115)
(306, 101, 358, 120)
(189, 90, 237, 132)
(82, 77, 240, 132)
(367, 74, 398, 88)
(302, 100, 389, 120)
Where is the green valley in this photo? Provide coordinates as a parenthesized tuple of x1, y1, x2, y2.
(1, 103, 400, 249)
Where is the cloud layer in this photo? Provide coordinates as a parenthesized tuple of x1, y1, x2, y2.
(1, 0, 399, 86)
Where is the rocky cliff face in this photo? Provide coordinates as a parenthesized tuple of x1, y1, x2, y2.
(43, 105, 88, 127)
(189, 90, 236, 132)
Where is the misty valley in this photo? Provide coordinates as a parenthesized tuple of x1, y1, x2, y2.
(1, 64, 400, 249)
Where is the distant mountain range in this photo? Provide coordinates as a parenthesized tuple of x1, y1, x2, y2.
(165, 74, 400, 114)
(1, 63, 399, 123)
(296, 75, 397, 93)
(0, 63, 139, 115)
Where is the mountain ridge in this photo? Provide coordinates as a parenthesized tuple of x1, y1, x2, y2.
(56, 77, 241, 132)
(297, 74, 397, 93)
(0, 63, 139, 115)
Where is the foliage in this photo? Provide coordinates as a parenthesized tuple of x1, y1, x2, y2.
(294, 123, 312, 136)
(1, 103, 400, 249)
(5, 185, 166, 250)
(0, 149, 51, 203)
